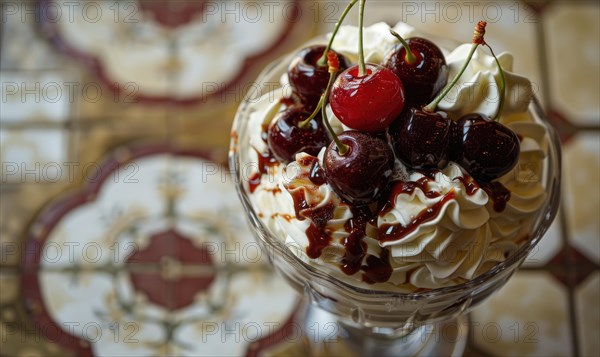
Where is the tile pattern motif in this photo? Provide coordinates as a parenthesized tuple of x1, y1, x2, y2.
(1, 1, 599, 356)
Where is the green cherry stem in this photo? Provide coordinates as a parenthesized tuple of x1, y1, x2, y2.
(357, 0, 367, 76)
(298, 91, 327, 128)
(322, 93, 349, 155)
(317, 0, 358, 67)
(389, 29, 417, 64)
(484, 43, 506, 121)
(424, 21, 487, 113)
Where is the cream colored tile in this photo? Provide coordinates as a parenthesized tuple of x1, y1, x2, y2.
(563, 134, 600, 264)
(575, 272, 600, 357)
(1, 4, 63, 70)
(524, 211, 563, 267)
(546, 4, 600, 122)
(0, 128, 69, 184)
(471, 271, 572, 356)
(0, 71, 75, 123)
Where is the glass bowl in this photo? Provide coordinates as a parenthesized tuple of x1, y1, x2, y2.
(229, 36, 561, 355)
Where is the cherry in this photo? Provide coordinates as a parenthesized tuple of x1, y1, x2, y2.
(383, 34, 448, 105)
(329, 0, 405, 132)
(324, 131, 394, 205)
(288, 45, 351, 107)
(267, 106, 330, 164)
(454, 114, 520, 182)
(452, 24, 520, 182)
(389, 107, 455, 170)
(389, 21, 490, 171)
(330, 64, 405, 132)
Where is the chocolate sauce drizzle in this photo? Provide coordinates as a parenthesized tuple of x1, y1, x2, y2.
(379, 191, 456, 243)
(249, 120, 278, 193)
(454, 176, 480, 196)
(287, 162, 516, 284)
(481, 181, 511, 212)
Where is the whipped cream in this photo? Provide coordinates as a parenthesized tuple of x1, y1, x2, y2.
(243, 23, 548, 291)
(437, 44, 533, 119)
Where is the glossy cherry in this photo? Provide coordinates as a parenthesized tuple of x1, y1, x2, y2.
(454, 113, 520, 182)
(383, 37, 448, 105)
(267, 106, 330, 164)
(330, 64, 405, 132)
(288, 45, 350, 107)
(389, 106, 455, 170)
(324, 131, 394, 205)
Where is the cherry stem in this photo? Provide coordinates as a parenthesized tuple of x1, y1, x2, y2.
(389, 29, 417, 64)
(317, 0, 358, 67)
(299, 52, 340, 129)
(357, 0, 367, 76)
(298, 95, 325, 128)
(484, 43, 506, 121)
(322, 94, 349, 155)
(424, 21, 487, 113)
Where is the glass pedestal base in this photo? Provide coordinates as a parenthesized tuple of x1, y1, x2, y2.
(301, 301, 468, 357)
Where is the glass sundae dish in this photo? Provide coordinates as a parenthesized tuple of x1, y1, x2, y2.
(229, 16, 561, 356)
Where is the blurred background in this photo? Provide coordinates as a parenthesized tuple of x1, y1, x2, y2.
(0, 1, 598, 356)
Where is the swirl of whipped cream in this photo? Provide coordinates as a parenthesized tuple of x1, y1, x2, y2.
(437, 44, 533, 119)
(378, 163, 490, 287)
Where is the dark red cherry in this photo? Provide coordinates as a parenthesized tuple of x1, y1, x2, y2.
(330, 64, 405, 132)
(324, 131, 394, 205)
(383, 37, 448, 105)
(267, 106, 330, 164)
(454, 113, 520, 181)
(288, 45, 350, 107)
(388, 107, 454, 170)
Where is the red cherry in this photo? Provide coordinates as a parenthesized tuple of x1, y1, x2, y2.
(330, 64, 405, 132)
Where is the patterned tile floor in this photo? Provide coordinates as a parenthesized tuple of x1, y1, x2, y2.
(1, 1, 598, 356)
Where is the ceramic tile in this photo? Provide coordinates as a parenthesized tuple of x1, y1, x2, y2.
(1, 183, 71, 268)
(0, 189, 22, 266)
(0, 271, 19, 304)
(1, 3, 64, 70)
(545, 3, 600, 123)
(70, 118, 169, 179)
(0, 296, 72, 357)
(0, 71, 75, 123)
(34, 0, 316, 106)
(471, 271, 572, 356)
(169, 105, 237, 156)
(575, 271, 600, 357)
(0, 128, 70, 184)
(20, 145, 300, 356)
(523, 211, 562, 267)
(562, 133, 600, 264)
